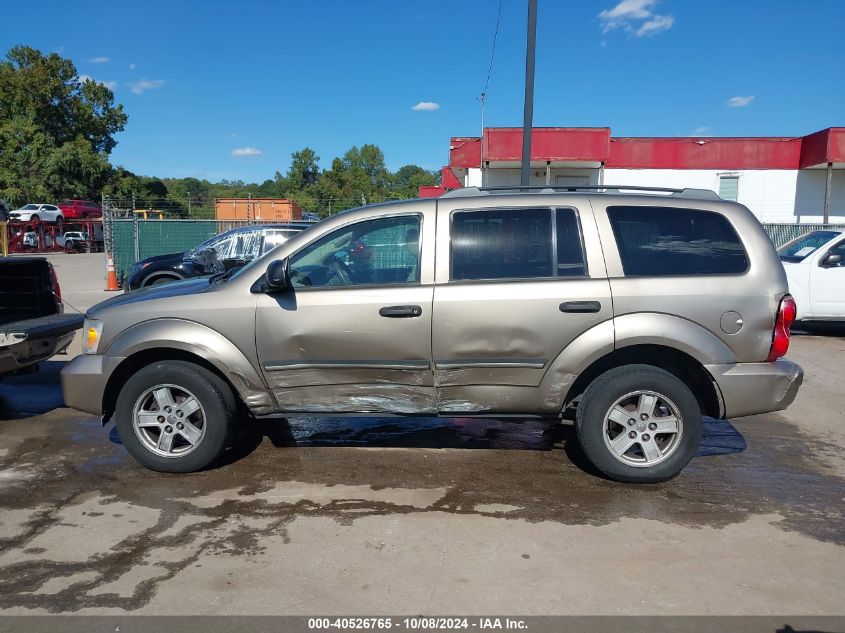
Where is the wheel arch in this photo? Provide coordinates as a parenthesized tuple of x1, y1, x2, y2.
(101, 319, 274, 422)
(541, 314, 731, 417)
(563, 344, 723, 419)
(142, 270, 185, 286)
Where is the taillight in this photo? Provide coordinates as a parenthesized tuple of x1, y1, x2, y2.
(767, 294, 796, 362)
(48, 262, 63, 306)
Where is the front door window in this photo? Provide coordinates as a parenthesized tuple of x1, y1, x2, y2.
(289, 215, 421, 288)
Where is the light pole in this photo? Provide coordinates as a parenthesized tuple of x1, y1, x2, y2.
(520, 0, 538, 187)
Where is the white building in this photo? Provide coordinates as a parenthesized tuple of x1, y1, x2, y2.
(421, 127, 845, 224)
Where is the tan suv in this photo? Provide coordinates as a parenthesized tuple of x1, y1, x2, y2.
(61, 186, 803, 482)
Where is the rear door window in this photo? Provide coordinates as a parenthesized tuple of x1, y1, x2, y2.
(607, 206, 748, 276)
(450, 207, 586, 281)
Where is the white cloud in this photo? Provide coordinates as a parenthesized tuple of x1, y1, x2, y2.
(78, 75, 117, 90)
(636, 14, 674, 36)
(129, 63, 137, 70)
(691, 126, 712, 136)
(88, 56, 110, 63)
(598, 0, 674, 37)
(727, 95, 754, 107)
(231, 147, 263, 157)
(128, 79, 165, 94)
(412, 101, 440, 111)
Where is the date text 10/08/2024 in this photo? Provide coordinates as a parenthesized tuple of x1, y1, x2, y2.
(307, 618, 528, 630)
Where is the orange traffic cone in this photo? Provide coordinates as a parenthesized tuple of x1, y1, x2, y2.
(105, 257, 120, 291)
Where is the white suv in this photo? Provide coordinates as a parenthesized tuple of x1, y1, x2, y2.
(10, 203, 64, 223)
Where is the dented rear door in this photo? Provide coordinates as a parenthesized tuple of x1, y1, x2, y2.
(432, 195, 612, 414)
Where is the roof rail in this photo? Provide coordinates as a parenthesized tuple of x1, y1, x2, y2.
(440, 185, 722, 201)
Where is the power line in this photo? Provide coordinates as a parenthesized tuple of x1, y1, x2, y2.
(479, 0, 504, 183)
(482, 0, 504, 97)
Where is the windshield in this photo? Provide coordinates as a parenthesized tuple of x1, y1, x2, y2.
(187, 232, 230, 258)
(778, 231, 841, 263)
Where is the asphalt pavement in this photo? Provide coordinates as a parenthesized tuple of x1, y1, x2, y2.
(0, 251, 843, 615)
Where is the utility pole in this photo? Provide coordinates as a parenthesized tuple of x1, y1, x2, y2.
(478, 92, 486, 186)
(187, 192, 191, 217)
(823, 162, 833, 224)
(520, 0, 538, 187)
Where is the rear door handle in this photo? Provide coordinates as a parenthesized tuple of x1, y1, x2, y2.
(379, 305, 423, 318)
(560, 300, 602, 313)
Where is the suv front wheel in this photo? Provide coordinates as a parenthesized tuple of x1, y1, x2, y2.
(575, 364, 701, 483)
(115, 360, 236, 472)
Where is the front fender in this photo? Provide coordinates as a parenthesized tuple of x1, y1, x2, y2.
(105, 318, 275, 414)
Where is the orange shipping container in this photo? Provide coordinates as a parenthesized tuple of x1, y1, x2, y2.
(214, 198, 302, 221)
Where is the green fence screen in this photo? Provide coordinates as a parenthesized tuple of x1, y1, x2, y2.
(112, 220, 255, 281)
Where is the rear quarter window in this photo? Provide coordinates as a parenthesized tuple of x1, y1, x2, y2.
(607, 206, 748, 276)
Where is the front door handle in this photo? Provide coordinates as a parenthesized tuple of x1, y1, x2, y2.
(560, 300, 602, 313)
(379, 305, 423, 318)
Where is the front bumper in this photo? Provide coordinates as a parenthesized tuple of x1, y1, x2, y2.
(60, 354, 123, 417)
(706, 359, 804, 419)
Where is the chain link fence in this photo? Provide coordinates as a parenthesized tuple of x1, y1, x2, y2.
(107, 218, 268, 282)
(761, 223, 845, 247)
(101, 195, 408, 221)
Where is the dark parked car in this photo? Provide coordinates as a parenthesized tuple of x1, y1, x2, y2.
(58, 199, 103, 219)
(124, 223, 311, 290)
(1, 257, 83, 376)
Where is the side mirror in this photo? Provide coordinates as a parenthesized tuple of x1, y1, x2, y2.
(266, 258, 290, 290)
(822, 253, 842, 268)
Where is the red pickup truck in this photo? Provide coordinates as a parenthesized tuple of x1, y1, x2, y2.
(57, 199, 103, 219)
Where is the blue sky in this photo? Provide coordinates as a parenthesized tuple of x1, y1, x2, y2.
(4, 0, 844, 183)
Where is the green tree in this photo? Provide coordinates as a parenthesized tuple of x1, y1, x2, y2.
(103, 167, 142, 200)
(0, 45, 127, 203)
(286, 148, 320, 191)
(391, 164, 438, 198)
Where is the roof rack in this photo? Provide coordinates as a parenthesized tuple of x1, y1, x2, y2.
(440, 185, 722, 201)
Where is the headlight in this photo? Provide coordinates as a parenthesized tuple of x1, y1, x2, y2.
(82, 319, 104, 355)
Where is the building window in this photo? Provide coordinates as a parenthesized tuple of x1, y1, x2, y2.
(718, 175, 739, 201)
(606, 206, 749, 276)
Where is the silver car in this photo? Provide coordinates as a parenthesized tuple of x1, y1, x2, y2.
(61, 186, 803, 482)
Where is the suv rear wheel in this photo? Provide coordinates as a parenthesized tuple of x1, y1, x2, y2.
(575, 364, 701, 483)
(115, 360, 236, 472)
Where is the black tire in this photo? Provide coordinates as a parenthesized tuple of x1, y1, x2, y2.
(146, 275, 178, 286)
(55, 215, 63, 225)
(575, 364, 701, 483)
(115, 360, 237, 473)
(30, 214, 39, 221)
